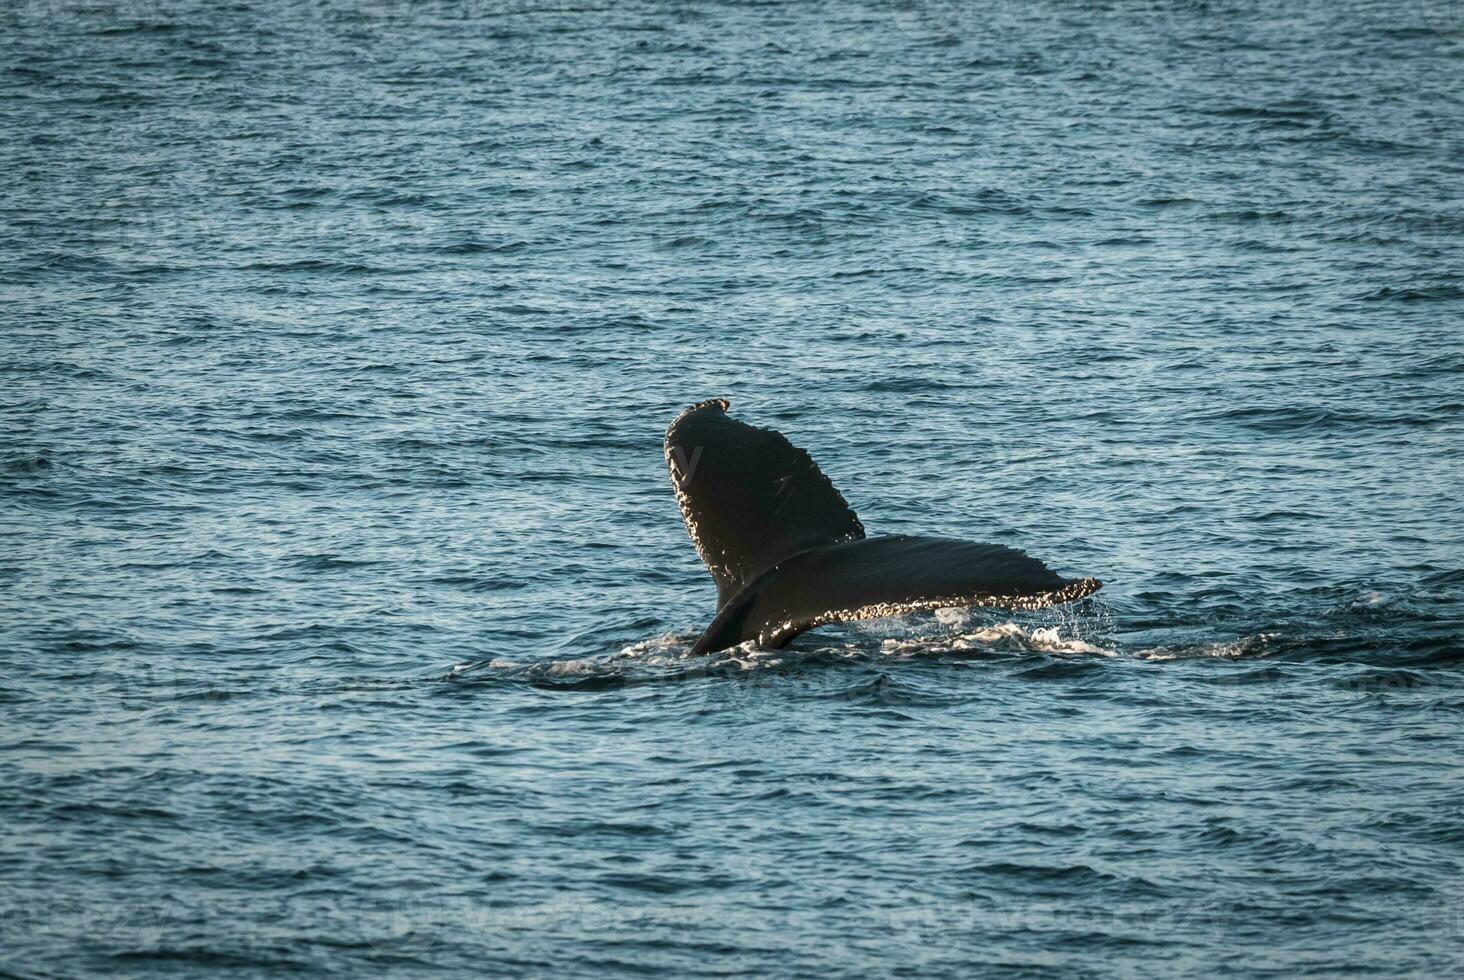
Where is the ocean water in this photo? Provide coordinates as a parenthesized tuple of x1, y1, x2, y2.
(3, 0, 1464, 975)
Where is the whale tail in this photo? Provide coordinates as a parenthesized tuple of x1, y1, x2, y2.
(664, 399, 1101, 655)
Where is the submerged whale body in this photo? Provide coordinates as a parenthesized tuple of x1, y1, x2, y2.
(665, 399, 1102, 655)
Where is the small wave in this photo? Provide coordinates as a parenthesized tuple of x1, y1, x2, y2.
(287, 554, 381, 573)
(2, 453, 53, 474)
(1206, 104, 1330, 126)
(660, 234, 709, 249)
(430, 238, 528, 255)
(91, 22, 182, 36)
(1359, 284, 1464, 303)
(1422, 569, 1464, 587)
(239, 258, 384, 275)
(1198, 404, 1437, 433)
(445, 633, 706, 685)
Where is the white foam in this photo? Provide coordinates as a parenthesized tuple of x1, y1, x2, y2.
(1025, 626, 1114, 655)
(934, 606, 968, 626)
(878, 621, 1116, 658)
(615, 633, 693, 661)
(545, 658, 603, 675)
(965, 622, 1115, 655)
(1133, 632, 1273, 661)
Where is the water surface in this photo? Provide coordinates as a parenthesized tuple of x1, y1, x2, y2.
(3, 0, 1463, 975)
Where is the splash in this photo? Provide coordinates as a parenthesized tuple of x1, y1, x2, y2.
(880, 620, 1117, 657)
(1132, 632, 1276, 661)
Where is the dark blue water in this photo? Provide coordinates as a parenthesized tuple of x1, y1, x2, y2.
(4, 0, 1464, 975)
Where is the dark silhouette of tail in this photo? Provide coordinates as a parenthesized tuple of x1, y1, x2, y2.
(664, 400, 1101, 655)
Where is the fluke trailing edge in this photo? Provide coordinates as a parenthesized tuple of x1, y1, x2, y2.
(665, 399, 1102, 655)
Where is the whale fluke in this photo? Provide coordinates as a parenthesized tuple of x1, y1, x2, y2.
(665, 400, 1102, 655)
(664, 398, 865, 607)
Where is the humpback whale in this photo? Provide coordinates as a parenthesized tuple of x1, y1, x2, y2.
(665, 399, 1101, 655)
